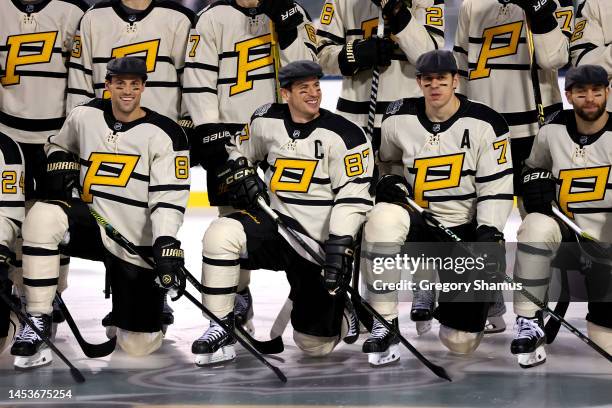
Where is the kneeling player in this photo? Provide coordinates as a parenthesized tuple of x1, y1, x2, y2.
(10, 57, 190, 369)
(0, 134, 25, 354)
(192, 61, 371, 366)
(363, 50, 513, 364)
(512, 65, 612, 368)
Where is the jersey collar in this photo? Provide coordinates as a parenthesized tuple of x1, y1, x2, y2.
(230, 0, 262, 17)
(283, 106, 329, 140)
(566, 110, 612, 147)
(111, 0, 156, 23)
(417, 94, 470, 135)
(11, 0, 52, 14)
(101, 99, 152, 132)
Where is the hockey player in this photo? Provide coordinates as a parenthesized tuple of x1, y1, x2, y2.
(362, 50, 513, 364)
(182, 0, 317, 333)
(66, 0, 195, 121)
(571, 0, 612, 110)
(0, 134, 25, 353)
(453, 0, 573, 332)
(511, 65, 612, 368)
(191, 60, 369, 366)
(316, 0, 445, 332)
(0, 0, 88, 338)
(10, 57, 190, 368)
(66, 0, 195, 330)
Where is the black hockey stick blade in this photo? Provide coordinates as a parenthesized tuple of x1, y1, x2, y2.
(54, 294, 116, 358)
(0, 291, 85, 383)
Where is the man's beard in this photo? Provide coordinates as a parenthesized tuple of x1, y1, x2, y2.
(576, 102, 607, 122)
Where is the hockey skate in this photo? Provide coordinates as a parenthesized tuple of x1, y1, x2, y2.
(11, 314, 53, 370)
(51, 295, 65, 340)
(161, 295, 174, 335)
(362, 318, 400, 367)
(411, 287, 434, 335)
(343, 295, 359, 344)
(511, 312, 546, 368)
(192, 313, 237, 366)
(102, 312, 116, 339)
(234, 287, 254, 336)
(485, 290, 506, 334)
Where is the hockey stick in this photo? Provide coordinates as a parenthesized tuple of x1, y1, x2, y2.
(256, 196, 452, 381)
(403, 197, 612, 362)
(0, 290, 85, 383)
(366, 9, 385, 139)
(88, 208, 287, 382)
(270, 21, 282, 104)
(552, 207, 612, 264)
(544, 265, 569, 344)
(525, 15, 546, 127)
(53, 293, 116, 358)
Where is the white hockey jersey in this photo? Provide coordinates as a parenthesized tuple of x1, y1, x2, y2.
(66, 0, 195, 121)
(316, 0, 445, 143)
(0, 132, 25, 251)
(526, 109, 612, 242)
(454, 0, 574, 139)
(47, 99, 190, 268)
(228, 103, 373, 243)
(571, 0, 612, 110)
(379, 95, 514, 231)
(182, 0, 317, 129)
(0, 0, 87, 144)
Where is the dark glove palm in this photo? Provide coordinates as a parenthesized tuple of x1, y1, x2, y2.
(153, 236, 186, 300)
(375, 174, 412, 204)
(521, 168, 556, 215)
(323, 235, 354, 295)
(338, 37, 394, 76)
(45, 151, 80, 200)
(220, 157, 269, 209)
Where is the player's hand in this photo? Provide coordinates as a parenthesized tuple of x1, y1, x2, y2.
(475, 225, 506, 283)
(521, 167, 556, 215)
(323, 235, 354, 295)
(338, 37, 394, 76)
(375, 174, 412, 205)
(220, 157, 269, 209)
(259, 0, 303, 31)
(45, 151, 80, 200)
(370, 0, 411, 33)
(153, 236, 186, 301)
(191, 123, 232, 171)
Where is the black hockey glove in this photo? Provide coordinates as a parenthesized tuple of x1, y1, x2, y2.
(375, 174, 412, 205)
(0, 244, 12, 290)
(153, 236, 186, 301)
(498, 0, 557, 33)
(475, 225, 506, 283)
(220, 157, 269, 209)
(45, 150, 80, 200)
(259, 0, 303, 31)
(323, 235, 354, 295)
(370, 0, 413, 34)
(190, 123, 232, 172)
(338, 37, 394, 76)
(521, 167, 556, 215)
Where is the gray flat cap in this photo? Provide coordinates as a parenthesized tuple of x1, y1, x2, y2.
(106, 57, 148, 81)
(565, 65, 609, 91)
(416, 50, 458, 76)
(278, 60, 323, 88)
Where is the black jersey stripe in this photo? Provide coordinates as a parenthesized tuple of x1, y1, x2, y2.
(217, 72, 275, 84)
(182, 86, 217, 94)
(0, 110, 64, 132)
(13, 70, 67, 79)
(0, 134, 23, 165)
(67, 62, 93, 75)
(467, 62, 532, 71)
(517, 243, 553, 256)
(316, 29, 345, 45)
(91, 190, 149, 208)
(184, 62, 219, 72)
(66, 88, 95, 97)
(0, 201, 24, 207)
(335, 197, 373, 206)
(317, 42, 336, 54)
(218, 47, 270, 60)
(337, 98, 391, 115)
(79, 159, 150, 182)
(407, 168, 477, 177)
(305, 42, 317, 55)
(92, 56, 175, 65)
(332, 177, 372, 194)
(425, 26, 444, 38)
(0, 45, 63, 53)
(424, 193, 477, 202)
(502, 103, 563, 127)
(268, 166, 331, 184)
(475, 168, 514, 183)
(476, 193, 514, 202)
(568, 207, 612, 214)
(469, 36, 527, 45)
(453, 45, 468, 55)
(8, 218, 22, 229)
(151, 202, 186, 213)
(566, 181, 612, 190)
(276, 195, 334, 206)
(93, 81, 179, 89)
(148, 184, 190, 192)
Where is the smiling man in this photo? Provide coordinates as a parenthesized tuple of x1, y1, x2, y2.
(360, 50, 513, 364)
(10, 57, 190, 369)
(192, 60, 371, 367)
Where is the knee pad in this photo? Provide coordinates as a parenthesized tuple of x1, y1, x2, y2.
(202, 217, 247, 259)
(517, 213, 562, 245)
(439, 324, 483, 354)
(364, 202, 410, 244)
(23, 202, 69, 249)
(116, 328, 163, 357)
(293, 330, 337, 357)
(587, 321, 612, 354)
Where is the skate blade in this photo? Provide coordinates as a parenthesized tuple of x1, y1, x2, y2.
(484, 316, 506, 334)
(367, 343, 401, 367)
(195, 345, 236, 367)
(14, 348, 52, 370)
(517, 345, 546, 369)
(416, 320, 432, 335)
(51, 322, 58, 341)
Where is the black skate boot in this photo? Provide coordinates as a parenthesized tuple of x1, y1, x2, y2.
(51, 295, 65, 340)
(192, 313, 237, 366)
(11, 314, 52, 370)
(343, 295, 359, 344)
(161, 294, 174, 334)
(234, 287, 254, 335)
(511, 311, 546, 368)
(362, 317, 400, 366)
(411, 287, 434, 335)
